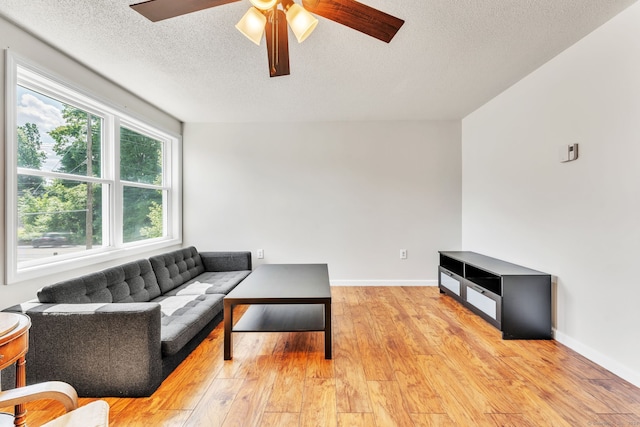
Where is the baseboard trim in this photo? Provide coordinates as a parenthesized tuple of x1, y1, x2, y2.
(554, 329, 640, 388)
(330, 280, 437, 287)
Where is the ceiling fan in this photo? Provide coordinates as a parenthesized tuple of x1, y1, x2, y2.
(130, 0, 404, 78)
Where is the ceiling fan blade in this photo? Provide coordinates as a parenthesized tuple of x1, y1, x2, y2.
(265, 9, 290, 78)
(302, 0, 403, 43)
(131, 0, 241, 22)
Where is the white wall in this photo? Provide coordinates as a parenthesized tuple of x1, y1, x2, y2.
(0, 17, 182, 308)
(183, 121, 461, 283)
(462, 3, 640, 386)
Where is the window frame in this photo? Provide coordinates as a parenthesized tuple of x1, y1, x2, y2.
(5, 51, 182, 284)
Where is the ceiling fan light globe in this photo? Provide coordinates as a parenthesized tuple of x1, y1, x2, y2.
(235, 7, 266, 45)
(249, 0, 277, 11)
(286, 4, 318, 43)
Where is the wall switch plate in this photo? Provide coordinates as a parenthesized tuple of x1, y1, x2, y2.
(559, 143, 579, 162)
(257, 249, 264, 259)
(400, 249, 407, 259)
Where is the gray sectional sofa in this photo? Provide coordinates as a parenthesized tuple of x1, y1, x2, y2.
(1, 246, 251, 397)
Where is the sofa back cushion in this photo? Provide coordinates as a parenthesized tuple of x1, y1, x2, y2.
(149, 246, 206, 294)
(37, 259, 162, 304)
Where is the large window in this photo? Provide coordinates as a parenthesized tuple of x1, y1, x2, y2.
(6, 54, 181, 283)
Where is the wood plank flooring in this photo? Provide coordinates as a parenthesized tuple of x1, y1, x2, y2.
(4, 286, 640, 426)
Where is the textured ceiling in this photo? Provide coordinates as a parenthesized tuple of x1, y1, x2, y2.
(0, 0, 637, 123)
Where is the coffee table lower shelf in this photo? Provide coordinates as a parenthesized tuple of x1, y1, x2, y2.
(233, 304, 325, 332)
(224, 302, 332, 360)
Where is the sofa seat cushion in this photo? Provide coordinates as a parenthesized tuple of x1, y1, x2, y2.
(37, 259, 161, 304)
(163, 270, 251, 297)
(154, 294, 224, 356)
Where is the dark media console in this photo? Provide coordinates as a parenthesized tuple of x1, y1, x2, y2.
(438, 251, 552, 339)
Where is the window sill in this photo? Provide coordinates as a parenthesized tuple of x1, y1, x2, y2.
(7, 238, 182, 285)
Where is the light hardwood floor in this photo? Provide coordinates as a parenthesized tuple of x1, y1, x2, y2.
(4, 286, 640, 426)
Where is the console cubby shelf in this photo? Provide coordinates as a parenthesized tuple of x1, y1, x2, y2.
(438, 251, 552, 340)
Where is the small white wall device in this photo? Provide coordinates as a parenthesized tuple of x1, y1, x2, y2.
(559, 143, 579, 162)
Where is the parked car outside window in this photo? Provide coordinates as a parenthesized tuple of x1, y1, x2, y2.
(32, 232, 69, 248)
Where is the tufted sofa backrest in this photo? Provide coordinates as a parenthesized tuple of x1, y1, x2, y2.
(37, 259, 162, 304)
(148, 246, 206, 294)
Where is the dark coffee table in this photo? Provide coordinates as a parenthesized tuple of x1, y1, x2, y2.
(223, 264, 332, 360)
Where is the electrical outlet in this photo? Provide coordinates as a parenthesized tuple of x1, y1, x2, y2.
(559, 143, 579, 162)
(400, 249, 407, 259)
(257, 249, 264, 259)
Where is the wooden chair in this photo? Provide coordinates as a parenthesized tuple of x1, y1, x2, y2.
(0, 381, 109, 427)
